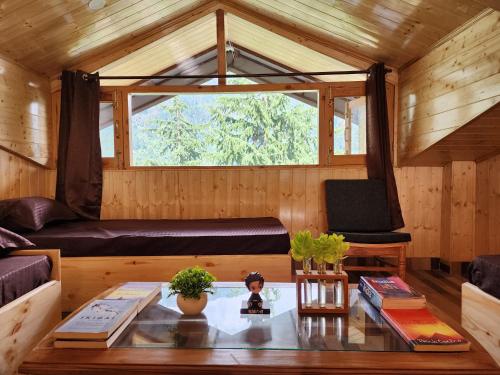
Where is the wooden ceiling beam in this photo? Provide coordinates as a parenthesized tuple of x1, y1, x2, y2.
(216, 9, 227, 85)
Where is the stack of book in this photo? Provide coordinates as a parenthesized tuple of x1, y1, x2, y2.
(358, 276, 470, 352)
(53, 282, 161, 349)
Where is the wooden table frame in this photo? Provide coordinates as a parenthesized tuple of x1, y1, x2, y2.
(20, 282, 500, 375)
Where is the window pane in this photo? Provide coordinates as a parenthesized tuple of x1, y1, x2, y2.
(99, 102, 115, 157)
(333, 96, 366, 155)
(130, 91, 319, 167)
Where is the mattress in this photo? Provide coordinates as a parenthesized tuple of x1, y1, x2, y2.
(0, 255, 52, 307)
(26, 217, 291, 257)
(468, 255, 500, 299)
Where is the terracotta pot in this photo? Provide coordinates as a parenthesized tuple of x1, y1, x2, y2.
(176, 293, 208, 315)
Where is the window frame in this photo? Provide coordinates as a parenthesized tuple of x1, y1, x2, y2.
(99, 91, 123, 169)
(100, 81, 367, 170)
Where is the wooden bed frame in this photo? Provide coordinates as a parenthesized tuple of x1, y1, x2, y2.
(462, 282, 500, 366)
(61, 254, 291, 312)
(0, 249, 61, 375)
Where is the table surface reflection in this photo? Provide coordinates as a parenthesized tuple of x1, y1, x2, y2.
(113, 282, 410, 352)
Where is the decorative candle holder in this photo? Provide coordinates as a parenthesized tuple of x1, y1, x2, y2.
(296, 270, 349, 314)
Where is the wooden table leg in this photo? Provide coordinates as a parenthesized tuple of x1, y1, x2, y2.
(398, 244, 406, 280)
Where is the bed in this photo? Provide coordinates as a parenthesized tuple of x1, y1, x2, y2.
(0, 250, 61, 375)
(1, 197, 292, 312)
(25, 217, 291, 257)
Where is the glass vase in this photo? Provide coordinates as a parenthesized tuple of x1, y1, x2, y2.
(302, 258, 312, 307)
(333, 259, 343, 274)
(302, 258, 312, 274)
(316, 262, 327, 308)
(334, 280, 344, 308)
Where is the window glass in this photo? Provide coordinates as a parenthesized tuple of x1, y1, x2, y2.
(333, 96, 366, 155)
(129, 91, 319, 167)
(99, 102, 115, 157)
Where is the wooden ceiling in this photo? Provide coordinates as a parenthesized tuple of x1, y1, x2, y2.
(0, 0, 492, 77)
(406, 103, 500, 166)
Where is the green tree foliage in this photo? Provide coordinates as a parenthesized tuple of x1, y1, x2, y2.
(131, 90, 318, 166)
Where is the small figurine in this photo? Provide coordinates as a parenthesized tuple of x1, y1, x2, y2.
(240, 272, 270, 314)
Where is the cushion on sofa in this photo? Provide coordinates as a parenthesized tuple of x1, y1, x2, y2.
(0, 227, 35, 256)
(468, 255, 500, 299)
(326, 230, 411, 244)
(325, 179, 392, 232)
(0, 196, 78, 232)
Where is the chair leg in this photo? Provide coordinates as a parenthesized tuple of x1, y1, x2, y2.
(398, 245, 406, 280)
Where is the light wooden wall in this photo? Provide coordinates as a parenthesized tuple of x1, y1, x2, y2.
(440, 161, 477, 262)
(0, 54, 53, 167)
(100, 166, 443, 258)
(398, 10, 500, 163)
(0, 148, 54, 200)
(476, 154, 500, 256)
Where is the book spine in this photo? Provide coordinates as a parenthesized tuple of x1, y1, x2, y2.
(358, 278, 383, 311)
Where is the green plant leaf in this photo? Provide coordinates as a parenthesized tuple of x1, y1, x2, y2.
(168, 266, 216, 299)
(290, 230, 314, 261)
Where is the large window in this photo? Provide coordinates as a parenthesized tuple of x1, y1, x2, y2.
(129, 90, 319, 167)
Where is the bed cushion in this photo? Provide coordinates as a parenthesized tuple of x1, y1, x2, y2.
(468, 255, 500, 299)
(0, 227, 35, 256)
(0, 196, 78, 232)
(25, 217, 291, 257)
(0, 255, 52, 307)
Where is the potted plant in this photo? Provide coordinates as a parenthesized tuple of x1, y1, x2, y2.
(290, 230, 314, 273)
(168, 266, 216, 315)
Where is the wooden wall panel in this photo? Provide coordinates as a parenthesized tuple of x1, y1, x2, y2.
(398, 10, 500, 163)
(440, 161, 477, 262)
(0, 148, 55, 200)
(99, 166, 442, 258)
(476, 154, 500, 255)
(0, 55, 53, 167)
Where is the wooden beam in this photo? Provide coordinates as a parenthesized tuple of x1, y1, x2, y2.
(216, 9, 226, 85)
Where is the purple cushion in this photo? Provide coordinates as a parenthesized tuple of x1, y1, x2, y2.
(0, 227, 35, 255)
(0, 197, 78, 232)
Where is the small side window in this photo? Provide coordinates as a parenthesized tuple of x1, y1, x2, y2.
(333, 96, 366, 155)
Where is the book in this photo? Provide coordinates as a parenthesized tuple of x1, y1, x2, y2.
(54, 310, 136, 349)
(358, 276, 426, 310)
(104, 282, 161, 312)
(53, 299, 138, 341)
(381, 308, 470, 352)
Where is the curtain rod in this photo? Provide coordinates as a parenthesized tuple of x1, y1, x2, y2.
(63, 69, 391, 80)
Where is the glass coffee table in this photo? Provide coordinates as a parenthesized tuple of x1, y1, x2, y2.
(114, 282, 410, 352)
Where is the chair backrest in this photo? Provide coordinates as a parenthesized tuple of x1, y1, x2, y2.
(325, 179, 392, 232)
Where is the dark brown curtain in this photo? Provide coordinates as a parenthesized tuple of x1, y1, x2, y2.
(366, 63, 404, 230)
(56, 70, 102, 220)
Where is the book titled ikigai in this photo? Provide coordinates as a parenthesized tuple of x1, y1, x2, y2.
(381, 308, 470, 352)
(358, 276, 426, 310)
(54, 299, 139, 342)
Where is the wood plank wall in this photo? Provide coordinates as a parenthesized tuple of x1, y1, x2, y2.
(100, 166, 443, 258)
(440, 161, 477, 262)
(398, 10, 500, 163)
(0, 55, 53, 167)
(0, 148, 54, 200)
(476, 154, 500, 255)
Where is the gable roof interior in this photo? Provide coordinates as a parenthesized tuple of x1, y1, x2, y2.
(0, 0, 491, 77)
